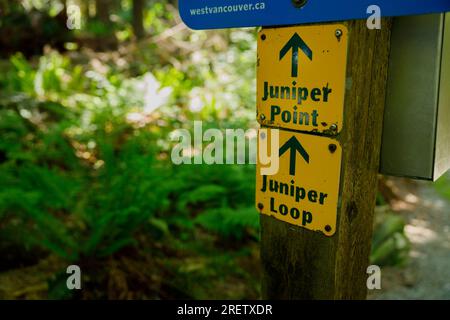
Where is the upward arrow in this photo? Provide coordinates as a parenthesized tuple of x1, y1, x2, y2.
(279, 33, 313, 78)
(279, 136, 310, 176)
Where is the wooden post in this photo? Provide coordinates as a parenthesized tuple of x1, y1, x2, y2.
(260, 19, 393, 300)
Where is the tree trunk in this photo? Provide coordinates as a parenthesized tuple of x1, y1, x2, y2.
(96, 0, 111, 26)
(132, 0, 145, 39)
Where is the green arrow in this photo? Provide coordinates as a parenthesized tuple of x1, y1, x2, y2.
(279, 136, 310, 176)
(279, 33, 313, 78)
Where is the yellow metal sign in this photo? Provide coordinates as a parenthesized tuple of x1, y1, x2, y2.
(256, 129, 342, 236)
(257, 24, 348, 134)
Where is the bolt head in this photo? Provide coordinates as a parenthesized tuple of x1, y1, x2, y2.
(328, 144, 337, 153)
(292, 0, 308, 8)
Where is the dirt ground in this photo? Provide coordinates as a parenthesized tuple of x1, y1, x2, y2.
(369, 177, 450, 300)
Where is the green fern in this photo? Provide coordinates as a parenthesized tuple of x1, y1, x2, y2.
(195, 207, 259, 240)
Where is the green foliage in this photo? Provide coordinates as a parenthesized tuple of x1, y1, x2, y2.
(160, 162, 258, 240)
(0, 20, 260, 271)
(371, 213, 410, 267)
(195, 207, 259, 240)
(0, 4, 263, 299)
(376, 192, 386, 206)
(178, 185, 228, 213)
(434, 173, 450, 200)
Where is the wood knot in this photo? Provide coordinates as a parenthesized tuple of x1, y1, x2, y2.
(346, 201, 358, 222)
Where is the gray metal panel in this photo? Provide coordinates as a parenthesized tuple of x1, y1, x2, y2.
(380, 14, 444, 180)
(434, 13, 450, 180)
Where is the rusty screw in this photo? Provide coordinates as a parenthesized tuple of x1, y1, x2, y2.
(292, 0, 308, 8)
(325, 225, 332, 232)
(330, 124, 338, 132)
(328, 144, 337, 153)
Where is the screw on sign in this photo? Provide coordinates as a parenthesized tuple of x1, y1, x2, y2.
(291, 0, 308, 9)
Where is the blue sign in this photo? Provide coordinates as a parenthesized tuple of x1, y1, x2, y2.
(179, 0, 450, 30)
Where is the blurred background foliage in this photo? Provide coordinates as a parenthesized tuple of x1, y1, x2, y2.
(1, 0, 446, 300)
(0, 0, 260, 299)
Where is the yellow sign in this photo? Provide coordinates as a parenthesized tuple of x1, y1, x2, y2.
(257, 24, 348, 134)
(256, 129, 342, 236)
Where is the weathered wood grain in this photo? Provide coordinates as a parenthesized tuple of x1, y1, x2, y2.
(260, 19, 393, 300)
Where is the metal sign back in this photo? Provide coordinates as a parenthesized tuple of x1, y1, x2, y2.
(179, 0, 450, 30)
(380, 13, 450, 181)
